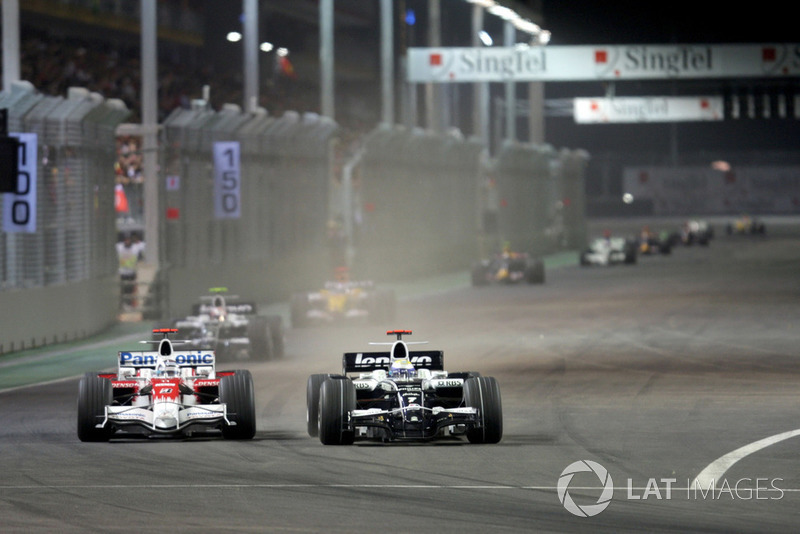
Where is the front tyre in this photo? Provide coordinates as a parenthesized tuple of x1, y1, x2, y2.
(77, 373, 113, 442)
(306, 374, 329, 437)
(464, 376, 503, 444)
(318, 378, 356, 445)
(220, 370, 256, 439)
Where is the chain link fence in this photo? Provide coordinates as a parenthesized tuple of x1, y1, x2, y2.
(0, 82, 129, 353)
(1, 82, 588, 351)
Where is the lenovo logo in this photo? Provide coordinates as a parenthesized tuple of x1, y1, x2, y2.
(353, 353, 433, 368)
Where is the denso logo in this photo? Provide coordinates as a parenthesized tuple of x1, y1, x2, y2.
(353, 354, 433, 367)
(119, 352, 214, 365)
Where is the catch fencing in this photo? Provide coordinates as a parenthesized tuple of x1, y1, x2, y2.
(0, 82, 129, 353)
(0, 82, 588, 352)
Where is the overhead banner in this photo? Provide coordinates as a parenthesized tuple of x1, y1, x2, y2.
(212, 141, 241, 220)
(574, 96, 723, 123)
(2, 133, 37, 233)
(407, 44, 800, 83)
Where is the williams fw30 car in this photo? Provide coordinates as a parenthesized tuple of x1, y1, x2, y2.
(291, 280, 396, 328)
(171, 288, 284, 361)
(77, 329, 255, 441)
(580, 236, 637, 266)
(471, 251, 545, 286)
(306, 330, 502, 445)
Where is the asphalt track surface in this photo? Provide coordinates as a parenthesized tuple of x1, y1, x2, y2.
(1, 217, 799, 533)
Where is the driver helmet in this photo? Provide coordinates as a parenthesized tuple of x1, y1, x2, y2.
(155, 357, 180, 378)
(389, 358, 416, 381)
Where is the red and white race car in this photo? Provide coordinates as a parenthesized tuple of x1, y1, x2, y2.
(77, 328, 255, 441)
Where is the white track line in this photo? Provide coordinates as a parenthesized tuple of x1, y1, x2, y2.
(0, 484, 798, 491)
(693, 428, 800, 488)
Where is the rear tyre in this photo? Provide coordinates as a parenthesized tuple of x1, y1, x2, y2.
(464, 376, 503, 444)
(77, 373, 113, 442)
(525, 259, 545, 284)
(247, 316, 274, 360)
(306, 373, 329, 437)
(318, 378, 356, 445)
(220, 370, 256, 439)
(267, 316, 284, 358)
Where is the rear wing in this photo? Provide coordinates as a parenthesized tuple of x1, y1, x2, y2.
(342, 350, 444, 374)
(118, 350, 216, 371)
(192, 301, 257, 315)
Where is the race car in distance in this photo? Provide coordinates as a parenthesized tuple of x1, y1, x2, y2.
(637, 226, 673, 256)
(680, 219, 713, 245)
(726, 215, 766, 236)
(580, 235, 637, 266)
(471, 250, 545, 286)
(290, 273, 396, 328)
(77, 328, 255, 441)
(172, 288, 283, 361)
(306, 330, 502, 445)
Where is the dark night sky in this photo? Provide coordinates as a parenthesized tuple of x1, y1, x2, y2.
(534, 1, 799, 157)
(540, 0, 797, 45)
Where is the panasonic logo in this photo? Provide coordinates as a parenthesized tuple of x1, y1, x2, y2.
(353, 354, 433, 367)
(119, 352, 215, 366)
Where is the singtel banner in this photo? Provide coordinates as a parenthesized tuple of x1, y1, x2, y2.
(574, 96, 723, 123)
(407, 44, 800, 83)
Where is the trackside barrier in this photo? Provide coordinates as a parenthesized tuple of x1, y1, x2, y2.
(159, 106, 339, 318)
(487, 143, 588, 256)
(0, 82, 130, 354)
(357, 126, 485, 280)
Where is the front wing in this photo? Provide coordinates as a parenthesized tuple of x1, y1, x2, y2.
(349, 405, 479, 440)
(102, 403, 232, 434)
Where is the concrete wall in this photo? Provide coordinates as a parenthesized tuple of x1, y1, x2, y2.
(0, 276, 118, 354)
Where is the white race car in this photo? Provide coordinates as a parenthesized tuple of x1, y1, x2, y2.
(77, 328, 255, 441)
(306, 330, 502, 445)
(580, 237, 637, 266)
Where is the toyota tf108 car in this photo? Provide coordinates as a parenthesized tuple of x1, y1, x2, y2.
(77, 328, 256, 441)
(471, 250, 545, 286)
(306, 330, 502, 445)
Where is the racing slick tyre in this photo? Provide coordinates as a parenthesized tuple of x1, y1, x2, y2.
(290, 294, 309, 328)
(463, 376, 503, 444)
(219, 370, 256, 440)
(247, 316, 275, 361)
(77, 373, 113, 442)
(525, 260, 545, 284)
(623, 241, 638, 264)
(267, 315, 284, 359)
(306, 373, 330, 437)
(318, 378, 356, 445)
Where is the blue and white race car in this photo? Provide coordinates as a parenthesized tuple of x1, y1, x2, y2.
(306, 330, 502, 445)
